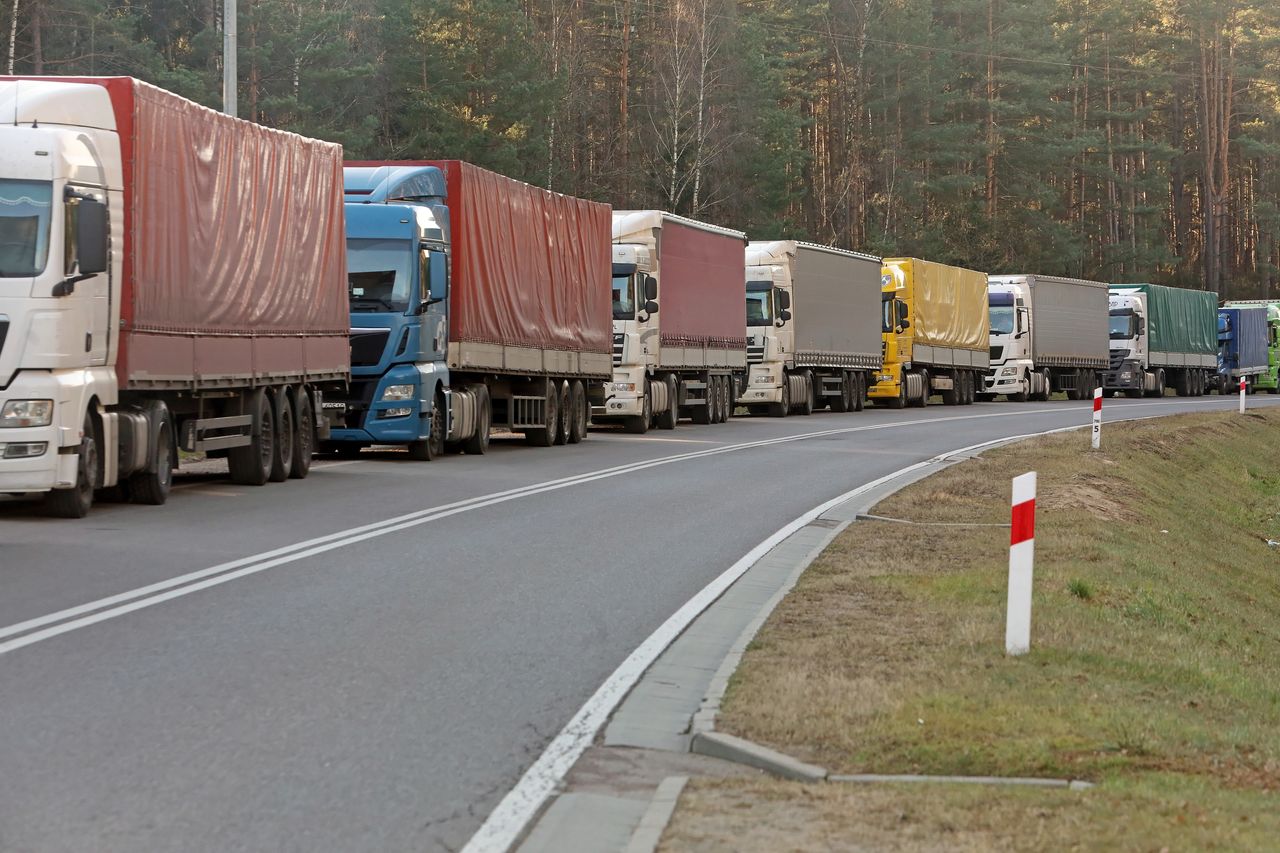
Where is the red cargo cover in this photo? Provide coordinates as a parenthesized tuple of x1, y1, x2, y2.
(426, 160, 611, 354)
(659, 219, 746, 348)
(12, 77, 349, 387)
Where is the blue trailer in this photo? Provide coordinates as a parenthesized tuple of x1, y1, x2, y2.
(1216, 306, 1270, 393)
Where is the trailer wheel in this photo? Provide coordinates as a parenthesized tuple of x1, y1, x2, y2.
(719, 376, 732, 422)
(45, 412, 99, 518)
(129, 411, 174, 505)
(554, 382, 571, 445)
(655, 375, 678, 430)
(567, 381, 586, 443)
(228, 389, 274, 486)
(797, 372, 815, 415)
(269, 391, 295, 482)
(527, 380, 561, 446)
(409, 390, 447, 459)
(464, 385, 492, 454)
(830, 372, 851, 413)
(959, 371, 971, 405)
(852, 373, 865, 412)
(289, 390, 315, 479)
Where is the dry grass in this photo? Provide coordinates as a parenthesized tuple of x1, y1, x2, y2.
(663, 409, 1280, 849)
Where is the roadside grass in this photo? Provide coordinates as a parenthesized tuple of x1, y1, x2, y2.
(664, 409, 1280, 848)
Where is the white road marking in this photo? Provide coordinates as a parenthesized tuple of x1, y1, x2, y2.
(588, 435, 722, 444)
(457, 423, 1102, 853)
(0, 396, 1266, 661)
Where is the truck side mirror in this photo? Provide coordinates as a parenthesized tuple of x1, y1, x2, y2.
(776, 308, 792, 325)
(644, 275, 658, 302)
(76, 198, 108, 275)
(423, 250, 448, 306)
(643, 299, 659, 316)
(776, 289, 791, 311)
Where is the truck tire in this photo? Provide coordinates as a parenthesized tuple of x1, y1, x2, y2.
(797, 372, 814, 415)
(228, 388, 274, 486)
(768, 378, 791, 417)
(854, 373, 866, 411)
(129, 412, 174, 505)
(464, 385, 492, 454)
(655, 375, 678, 430)
(526, 380, 561, 446)
(1146, 369, 1165, 398)
(830, 372, 850, 413)
(962, 371, 974, 405)
(45, 412, 99, 518)
(567, 381, 586, 443)
(623, 381, 651, 434)
(692, 374, 713, 424)
(289, 390, 315, 479)
(719, 376, 732, 422)
(939, 370, 960, 406)
(554, 382, 571, 445)
(409, 390, 447, 459)
(269, 391, 294, 482)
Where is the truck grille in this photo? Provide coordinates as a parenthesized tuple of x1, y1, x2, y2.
(612, 333, 625, 367)
(989, 345, 1003, 362)
(349, 329, 390, 367)
(1109, 349, 1129, 370)
(747, 345, 765, 364)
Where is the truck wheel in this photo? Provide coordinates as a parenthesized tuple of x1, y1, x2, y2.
(1008, 372, 1029, 403)
(655, 376, 678, 430)
(718, 376, 732, 422)
(464, 385, 492, 454)
(269, 391, 295, 482)
(852, 373, 865, 412)
(707, 377, 721, 423)
(289, 390, 315, 479)
(768, 377, 790, 417)
(228, 389, 274, 486)
(409, 390, 447, 459)
(797, 372, 814, 415)
(939, 370, 960, 406)
(45, 412, 99, 518)
(527, 380, 561, 446)
(554, 382, 571, 445)
(830, 373, 849, 413)
(129, 412, 174, 505)
(692, 374, 713, 424)
(962, 371, 974, 405)
(567, 381, 586, 443)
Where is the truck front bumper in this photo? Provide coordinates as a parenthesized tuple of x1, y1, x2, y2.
(594, 392, 643, 418)
(737, 384, 782, 404)
(867, 371, 899, 398)
(1102, 369, 1142, 390)
(983, 365, 1023, 393)
(0, 373, 82, 493)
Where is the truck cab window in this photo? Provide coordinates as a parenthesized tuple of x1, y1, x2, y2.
(347, 238, 413, 312)
(0, 179, 52, 277)
(1108, 311, 1136, 340)
(881, 293, 893, 333)
(613, 274, 637, 320)
(745, 282, 774, 326)
(989, 306, 1015, 335)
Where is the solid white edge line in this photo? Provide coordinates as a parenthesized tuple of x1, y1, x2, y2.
(459, 403, 1259, 852)
(456, 420, 1116, 853)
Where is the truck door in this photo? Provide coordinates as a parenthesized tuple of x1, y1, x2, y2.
(64, 186, 110, 366)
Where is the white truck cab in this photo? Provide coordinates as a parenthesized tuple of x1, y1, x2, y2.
(605, 242, 660, 423)
(741, 258, 791, 408)
(0, 82, 121, 501)
(984, 278, 1033, 401)
(1107, 289, 1149, 390)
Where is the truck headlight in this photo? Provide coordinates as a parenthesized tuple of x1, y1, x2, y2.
(0, 441, 47, 458)
(0, 399, 53, 428)
(380, 407, 413, 419)
(381, 384, 415, 401)
(753, 375, 774, 384)
(611, 382, 636, 393)
(1001, 366, 1018, 376)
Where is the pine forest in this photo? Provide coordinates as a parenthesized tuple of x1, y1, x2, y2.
(7, 0, 1280, 298)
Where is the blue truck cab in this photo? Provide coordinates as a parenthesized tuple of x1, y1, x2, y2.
(325, 166, 451, 458)
(1215, 305, 1269, 393)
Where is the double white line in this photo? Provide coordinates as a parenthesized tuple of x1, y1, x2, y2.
(0, 401, 1185, 658)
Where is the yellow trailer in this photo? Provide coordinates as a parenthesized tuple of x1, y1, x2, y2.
(869, 258, 989, 408)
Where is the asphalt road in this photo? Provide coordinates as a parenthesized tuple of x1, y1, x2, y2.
(0, 394, 1272, 852)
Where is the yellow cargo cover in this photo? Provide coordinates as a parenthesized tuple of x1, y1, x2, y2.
(883, 258, 988, 351)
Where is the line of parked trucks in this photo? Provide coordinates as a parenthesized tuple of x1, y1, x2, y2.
(2, 76, 1276, 517)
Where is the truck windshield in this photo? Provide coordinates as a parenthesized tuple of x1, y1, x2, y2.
(989, 306, 1015, 336)
(347, 238, 413, 313)
(1109, 311, 1136, 340)
(746, 282, 774, 326)
(0, 179, 52, 277)
(613, 274, 636, 320)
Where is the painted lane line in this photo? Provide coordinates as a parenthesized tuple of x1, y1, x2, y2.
(2, 397, 1271, 656)
(459, 423, 1104, 853)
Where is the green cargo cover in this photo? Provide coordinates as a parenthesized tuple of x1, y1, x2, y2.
(1114, 283, 1218, 356)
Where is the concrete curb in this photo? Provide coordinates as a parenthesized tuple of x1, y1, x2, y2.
(690, 731, 827, 782)
(830, 773, 1094, 790)
(622, 776, 689, 853)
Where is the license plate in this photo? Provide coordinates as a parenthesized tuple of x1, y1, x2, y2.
(322, 402, 348, 410)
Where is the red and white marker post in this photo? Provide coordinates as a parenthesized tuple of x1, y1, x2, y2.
(1240, 376, 1247, 414)
(1005, 472, 1037, 656)
(1091, 387, 1102, 450)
